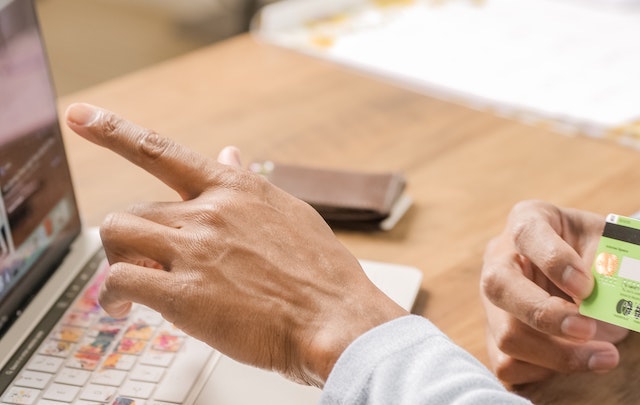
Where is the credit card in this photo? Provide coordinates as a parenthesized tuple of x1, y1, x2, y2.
(580, 214, 640, 332)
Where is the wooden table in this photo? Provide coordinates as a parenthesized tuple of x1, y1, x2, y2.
(58, 35, 640, 404)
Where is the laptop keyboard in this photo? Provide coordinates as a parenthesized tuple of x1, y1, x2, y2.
(1, 252, 217, 405)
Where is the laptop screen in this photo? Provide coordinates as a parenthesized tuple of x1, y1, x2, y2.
(0, 0, 82, 334)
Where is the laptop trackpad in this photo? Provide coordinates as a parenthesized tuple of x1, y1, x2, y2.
(197, 355, 322, 404)
(195, 259, 423, 404)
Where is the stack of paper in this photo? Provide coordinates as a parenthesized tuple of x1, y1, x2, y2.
(254, 0, 640, 147)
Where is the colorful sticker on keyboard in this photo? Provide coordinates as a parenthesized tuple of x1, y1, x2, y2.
(124, 323, 154, 340)
(116, 338, 146, 355)
(113, 397, 137, 405)
(73, 268, 106, 314)
(580, 214, 640, 332)
(152, 334, 183, 352)
(39, 340, 74, 357)
(67, 352, 101, 370)
(103, 353, 136, 370)
(52, 326, 84, 343)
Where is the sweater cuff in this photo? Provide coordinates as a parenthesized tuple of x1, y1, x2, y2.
(321, 315, 440, 402)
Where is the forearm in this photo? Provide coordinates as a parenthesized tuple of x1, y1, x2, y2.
(320, 315, 532, 405)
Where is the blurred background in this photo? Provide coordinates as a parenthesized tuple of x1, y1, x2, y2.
(36, 0, 279, 95)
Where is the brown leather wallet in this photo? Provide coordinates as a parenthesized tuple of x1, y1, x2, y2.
(251, 161, 411, 230)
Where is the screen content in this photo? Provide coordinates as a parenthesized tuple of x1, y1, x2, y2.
(0, 0, 81, 331)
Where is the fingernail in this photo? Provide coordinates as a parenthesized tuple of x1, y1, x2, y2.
(67, 103, 99, 126)
(561, 315, 596, 340)
(588, 350, 618, 372)
(218, 146, 242, 167)
(562, 266, 593, 299)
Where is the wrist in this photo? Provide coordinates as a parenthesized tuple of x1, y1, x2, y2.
(303, 289, 409, 387)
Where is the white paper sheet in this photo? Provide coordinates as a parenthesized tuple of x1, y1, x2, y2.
(255, 0, 640, 146)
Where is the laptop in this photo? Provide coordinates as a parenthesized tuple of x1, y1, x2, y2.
(0, 0, 423, 404)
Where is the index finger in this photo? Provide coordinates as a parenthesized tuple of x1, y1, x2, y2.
(508, 202, 593, 300)
(66, 102, 216, 200)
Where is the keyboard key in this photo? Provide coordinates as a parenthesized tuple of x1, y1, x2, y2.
(129, 365, 164, 383)
(77, 335, 113, 357)
(27, 355, 63, 374)
(115, 338, 146, 356)
(152, 338, 214, 403)
(42, 383, 80, 402)
(13, 371, 51, 389)
(139, 351, 174, 368)
(73, 282, 102, 314)
(86, 316, 126, 338)
(91, 369, 127, 386)
(1, 386, 40, 404)
(97, 316, 128, 328)
(79, 384, 117, 403)
(111, 397, 139, 405)
(131, 308, 163, 327)
(39, 400, 74, 405)
(55, 368, 91, 386)
(102, 353, 136, 371)
(119, 381, 155, 399)
(61, 311, 94, 328)
(124, 324, 154, 340)
(51, 326, 85, 343)
(66, 352, 100, 371)
(151, 335, 182, 353)
(40, 340, 75, 358)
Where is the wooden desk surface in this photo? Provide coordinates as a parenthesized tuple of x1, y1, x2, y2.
(58, 35, 640, 404)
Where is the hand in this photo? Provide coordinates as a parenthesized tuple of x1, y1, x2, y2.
(480, 200, 629, 386)
(65, 103, 408, 387)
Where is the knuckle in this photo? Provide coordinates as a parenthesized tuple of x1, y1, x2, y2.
(138, 130, 171, 160)
(99, 213, 118, 240)
(483, 236, 500, 255)
(493, 356, 520, 382)
(195, 200, 222, 215)
(197, 161, 237, 193)
(190, 200, 225, 227)
(100, 211, 119, 228)
(563, 357, 583, 373)
(155, 280, 185, 322)
(556, 350, 586, 373)
(493, 321, 520, 354)
(527, 301, 555, 332)
(101, 262, 127, 297)
(508, 200, 547, 244)
(222, 165, 261, 191)
(125, 202, 148, 217)
(479, 263, 504, 302)
(510, 199, 544, 217)
(98, 264, 132, 316)
(99, 212, 127, 241)
(537, 246, 563, 274)
(99, 112, 121, 138)
(509, 216, 532, 248)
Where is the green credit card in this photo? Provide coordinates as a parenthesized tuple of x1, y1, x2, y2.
(580, 214, 640, 332)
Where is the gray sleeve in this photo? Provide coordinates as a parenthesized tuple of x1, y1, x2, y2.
(319, 315, 532, 405)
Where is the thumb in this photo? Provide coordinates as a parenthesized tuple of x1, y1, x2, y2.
(217, 146, 242, 168)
